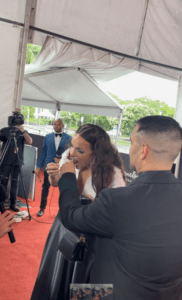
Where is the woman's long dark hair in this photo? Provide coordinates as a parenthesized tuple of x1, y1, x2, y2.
(76, 124, 126, 196)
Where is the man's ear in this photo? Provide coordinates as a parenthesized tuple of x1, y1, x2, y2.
(141, 144, 148, 159)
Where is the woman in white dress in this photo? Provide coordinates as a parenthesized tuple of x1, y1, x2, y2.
(31, 124, 126, 300)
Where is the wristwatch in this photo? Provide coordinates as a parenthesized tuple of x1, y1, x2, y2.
(22, 130, 28, 134)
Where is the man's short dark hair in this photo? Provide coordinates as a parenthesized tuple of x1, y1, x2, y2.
(137, 116, 182, 138)
(136, 116, 182, 162)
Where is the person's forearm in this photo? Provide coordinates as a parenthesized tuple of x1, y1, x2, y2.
(23, 132, 32, 145)
(49, 175, 60, 187)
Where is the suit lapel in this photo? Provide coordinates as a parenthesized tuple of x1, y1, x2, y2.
(51, 133, 56, 151)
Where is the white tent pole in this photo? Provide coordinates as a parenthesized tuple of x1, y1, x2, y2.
(174, 152, 181, 179)
(13, 0, 32, 111)
(27, 107, 29, 125)
(115, 110, 123, 146)
(55, 111, 59, 119)
(174, 75, 182, 178)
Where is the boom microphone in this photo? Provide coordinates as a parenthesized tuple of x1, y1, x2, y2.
(0, 184, 16, 243)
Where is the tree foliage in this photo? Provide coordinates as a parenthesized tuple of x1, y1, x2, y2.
(21, 105, 35, 118)
(109, 94, 176, 135)
(26, 44, 42, 64)
(24, 44, 176, 135)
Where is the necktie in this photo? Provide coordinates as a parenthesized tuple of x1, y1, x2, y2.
(55, 133, 62, 137)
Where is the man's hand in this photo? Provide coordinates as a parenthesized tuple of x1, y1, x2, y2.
(0, 211, 15, 239)
(59, 160, 76, 177)
(46, 162, 59, 177)
(17, 125, 24, 132)
(34, 168, 40, 176)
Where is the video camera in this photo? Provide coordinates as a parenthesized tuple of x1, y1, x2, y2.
(8, 111, 24, 127)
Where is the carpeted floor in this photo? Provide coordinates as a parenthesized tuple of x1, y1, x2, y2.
(0, 171, 60, 300)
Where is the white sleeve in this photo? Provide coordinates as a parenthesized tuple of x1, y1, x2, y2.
(59, 148, 79, 179)
(59, 148, 70, 168)
(109, 166, 126, 188)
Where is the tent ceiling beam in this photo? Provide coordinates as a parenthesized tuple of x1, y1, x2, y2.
(24, 67, 77, 78)
(140, 64, 177, 81)
(135, 0, 150, 57)
(22, 97, 121, 111)
(30, 25, 182, 72)
(0, 17, 24, 28)
(22, 99, 55, 105)
(115, 111, 123, 146)
(24, 78, 59, 104)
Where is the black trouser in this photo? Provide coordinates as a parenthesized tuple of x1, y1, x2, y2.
(1, 165, 20, 205)
(40, 171, 50, 210)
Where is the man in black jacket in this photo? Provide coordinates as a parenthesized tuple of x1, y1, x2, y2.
(0, 121, 32, 211)
(55, 116, 182, 300)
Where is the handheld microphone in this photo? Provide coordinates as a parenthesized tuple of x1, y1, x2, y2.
(56, 146, 62, 160)
(0, 184, 16, 243)
(32, 171, 41, 182)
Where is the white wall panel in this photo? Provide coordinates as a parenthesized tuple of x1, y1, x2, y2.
(0, 23, 21, 128)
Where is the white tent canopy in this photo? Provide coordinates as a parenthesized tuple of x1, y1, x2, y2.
(31, 0, 182, 82)
(22, 36, 127, 118)
(1, 0, 182, 128)
(37, 109, 54, 118)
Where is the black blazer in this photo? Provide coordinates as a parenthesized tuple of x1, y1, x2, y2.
(58, 170, 182, 300)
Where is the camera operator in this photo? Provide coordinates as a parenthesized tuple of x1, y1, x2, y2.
(0, 113, 32, 212)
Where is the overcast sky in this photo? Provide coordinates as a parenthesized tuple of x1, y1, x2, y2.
(101, 71, 178, 108)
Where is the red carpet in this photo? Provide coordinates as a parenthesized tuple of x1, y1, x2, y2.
(0, 170, 60, 300)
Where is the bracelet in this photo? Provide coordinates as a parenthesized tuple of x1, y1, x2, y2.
(22, 131, 27, 134)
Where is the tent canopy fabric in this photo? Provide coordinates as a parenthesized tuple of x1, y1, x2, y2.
(22, 37, 123, 118)
(37, 109, 54, 118)
(31, 0, 182, 82)
(1, 0, 182, 127)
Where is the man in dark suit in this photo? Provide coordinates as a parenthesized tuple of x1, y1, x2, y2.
(56, 116, 182, 300)
(34, 119, 71, 216)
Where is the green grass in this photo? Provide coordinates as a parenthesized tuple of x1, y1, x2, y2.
(111, 139, 131, 146)
(118, 140, 131, 146)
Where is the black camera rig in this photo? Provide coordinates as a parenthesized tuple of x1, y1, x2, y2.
(8, 111, 24, 127)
